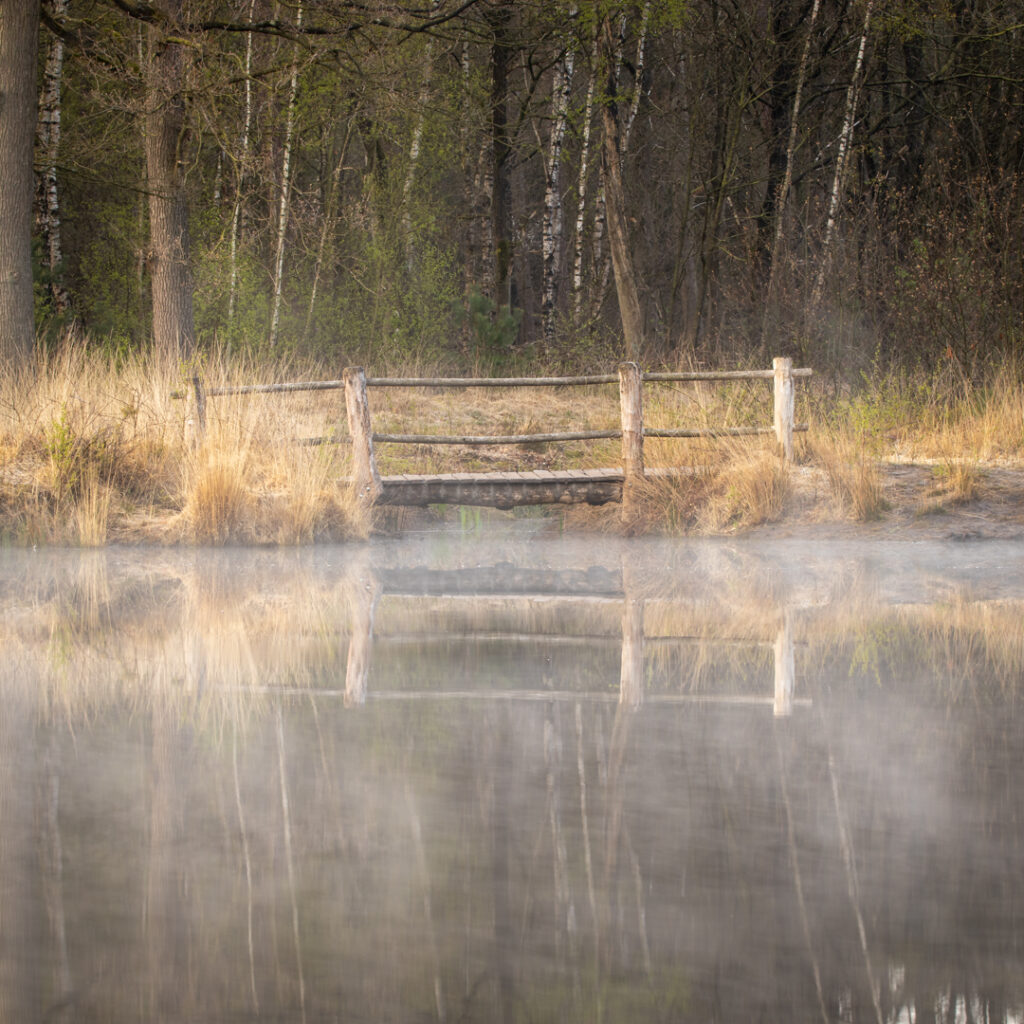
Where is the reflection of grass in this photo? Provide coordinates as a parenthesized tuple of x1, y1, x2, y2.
(3, 549, 1023, 726)
(807, 598, 1024, 697)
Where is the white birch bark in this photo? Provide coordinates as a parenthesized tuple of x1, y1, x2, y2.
(542, 44, 575, 345)
(228, 0, 257, 326)
(36, 0, 70, 315)
(402, 4, 440, 254)
(269, 0, 303, 348)
(762, 0, 822, 342)
(572, 36, 599, 316)
(811, 0, 875, 309)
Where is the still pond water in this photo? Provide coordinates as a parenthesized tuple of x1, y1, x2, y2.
(2, 530, 1023, 1023)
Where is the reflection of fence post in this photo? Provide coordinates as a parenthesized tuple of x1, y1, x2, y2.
(619, 563, 644, 707)
(186, 375, 207, 450)
(619, 362, 644, 520)
(773, 357, 794, 461)
(345, 565, 380, 707)
(344, 366, 382, 506)
(773, 611, 794, 717)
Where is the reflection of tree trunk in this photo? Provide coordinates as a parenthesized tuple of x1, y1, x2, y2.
(146, 0, 196, 360)
(40, 729, 73, 1014)
(232, 723, 259, 1013)
(275, 703, 307, 1023)
(601, 700, 634, 970)
(544, 708, 577, 969)
(146, 707, 187, 1019)
(405, 785, 446, 1021)
(574, 703, 601, 979)
(489, 706, 515, 1024)
(775, 726, 829, 1024)
(0, 695, 43, 1021)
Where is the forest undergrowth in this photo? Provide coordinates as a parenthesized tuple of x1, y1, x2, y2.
(1, 343, 1022, 546)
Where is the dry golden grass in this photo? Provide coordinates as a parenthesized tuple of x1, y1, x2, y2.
(806, 431, 888, 521)
(0, 344, 366, 545)
(614, 439, 790, 535)
(3, 344, 1024, 543)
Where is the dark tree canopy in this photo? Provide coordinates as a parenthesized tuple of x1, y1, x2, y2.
(12, 0, 1024, 372)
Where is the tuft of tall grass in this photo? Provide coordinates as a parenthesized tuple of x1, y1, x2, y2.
(0, 343, 365, 545)
(623, 440, 790, 535)
(807, 431, 888, 522)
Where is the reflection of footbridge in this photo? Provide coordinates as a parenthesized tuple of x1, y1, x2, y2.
(331, 563, 806, 716)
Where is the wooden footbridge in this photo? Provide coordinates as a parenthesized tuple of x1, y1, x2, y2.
(178, 360, 811, 512)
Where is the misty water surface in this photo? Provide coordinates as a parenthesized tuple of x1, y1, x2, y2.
(1, 531, 1023, 1023)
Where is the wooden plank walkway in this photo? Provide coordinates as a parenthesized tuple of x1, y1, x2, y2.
(378, 466, 626, 508)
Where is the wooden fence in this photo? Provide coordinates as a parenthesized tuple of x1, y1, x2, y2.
(175, 358, 812, 511)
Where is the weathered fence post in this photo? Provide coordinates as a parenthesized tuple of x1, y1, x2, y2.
(618, 361, 644, 519)
(186, 375, 207, 449)
(343, 366, 382, 505)
(773, 356, 795, 461)
(773, 610, 795, 718)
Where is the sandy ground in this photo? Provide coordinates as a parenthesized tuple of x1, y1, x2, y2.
(741, 461, 1024, 542)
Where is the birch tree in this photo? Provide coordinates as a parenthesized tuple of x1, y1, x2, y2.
(811, 0, 875, 309)
(36, 0, 71, 317)
(542, 42, 575, 345)
(227, 0, 257, 327)
(571, 35, 598, 317)
(269, 0, 304, 348)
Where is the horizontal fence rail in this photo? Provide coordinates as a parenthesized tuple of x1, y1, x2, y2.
(173, 358, 812, 513)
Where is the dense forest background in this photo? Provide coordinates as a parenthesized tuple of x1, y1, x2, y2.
(3, 0, 1023, 375)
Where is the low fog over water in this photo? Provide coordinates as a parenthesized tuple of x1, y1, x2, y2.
(2, 530, 1023, 1022)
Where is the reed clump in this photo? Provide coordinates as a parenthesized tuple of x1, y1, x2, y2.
(621, 441, 790, 535)
(806, 431, 889, 522)
(0, 344, 365, 546)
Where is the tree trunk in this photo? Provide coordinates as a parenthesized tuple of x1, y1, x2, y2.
(542, 48, 574, 346)
(303, 122, 352, 345)
(599, 14, 643, 360)
(811, 0, 875, 309)
(756, 0, 800, 279)
(486, 0, 514, 312)
(572, 36, 599, 318)
(761, 0, 822, 343)
(36, 0, 70, 317)
(0, 0, 41, 366)
(269, 0, 303, 348)
(593, 6, 648, 331)
(227, 0, 256, 328)
(146, 0, 195, 360)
